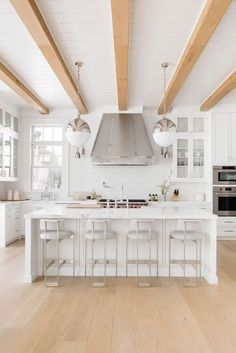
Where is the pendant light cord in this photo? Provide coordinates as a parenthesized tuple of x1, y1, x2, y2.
(161, 62, 168, 118)
(75, 61, 82, 119)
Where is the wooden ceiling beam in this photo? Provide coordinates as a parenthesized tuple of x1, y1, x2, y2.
(0, 61, 49, 114)
(10, 0, 88, 114)
(200, 70, 236, 110)
(158, 0, 232, 115)
(111, 0, 130, 111)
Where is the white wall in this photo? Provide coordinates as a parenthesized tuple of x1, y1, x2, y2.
(18, 106, 212, 201)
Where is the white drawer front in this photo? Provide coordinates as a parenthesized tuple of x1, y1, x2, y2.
(218, 219, 236, 226)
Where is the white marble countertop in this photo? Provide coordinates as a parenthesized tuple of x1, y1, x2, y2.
(0, 199, 212, 205)
(25, 205, 217, 220)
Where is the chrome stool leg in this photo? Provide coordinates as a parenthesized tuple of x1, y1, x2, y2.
(156, 236, 159, 278)
(115, 236, 118, 277)
(103, 228, 107, 286)
(126, 237, 128, 277)
(85, 238, 87, 277)
(169, 235, 171, 278)
(43, 238, 47, 281)
(72, 234, 75, 277)
(91, 239, 95, 284)
(149, 238, 151, 278)
(199, 239, 202, 278)
(57, 234, 60, 286)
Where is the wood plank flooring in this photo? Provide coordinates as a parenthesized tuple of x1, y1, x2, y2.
(0, 240, 236, 353)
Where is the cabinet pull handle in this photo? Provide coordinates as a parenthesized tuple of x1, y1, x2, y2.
(224, 230, 234, 232)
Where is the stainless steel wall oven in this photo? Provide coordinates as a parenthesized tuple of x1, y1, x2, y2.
(213, 186, 236, 216)
(213, 166, 236, 185)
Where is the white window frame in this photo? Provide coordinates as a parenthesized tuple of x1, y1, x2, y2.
(31, 124, 66, 191)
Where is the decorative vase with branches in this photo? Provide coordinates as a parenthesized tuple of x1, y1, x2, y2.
(158, 175, 173, 201)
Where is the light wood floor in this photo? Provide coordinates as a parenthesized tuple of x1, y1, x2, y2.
(0, 240, 236, 353)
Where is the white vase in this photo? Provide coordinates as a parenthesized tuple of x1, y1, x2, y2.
(160, 194, 166, 202)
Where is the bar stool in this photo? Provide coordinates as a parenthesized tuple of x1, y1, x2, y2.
(85, 219, 117, 287)
(169, 220, 202, 286)
(40, 218, 75, 287)
(126, 220, 159, 287)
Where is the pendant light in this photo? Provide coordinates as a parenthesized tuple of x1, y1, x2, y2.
(153, 63, 176, 158)
(66, 61, 91, 158)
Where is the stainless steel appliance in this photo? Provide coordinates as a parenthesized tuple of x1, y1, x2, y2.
(98, 199, 148, 208)
(213, 186, 236, 216)
(213, 166, 236, 185)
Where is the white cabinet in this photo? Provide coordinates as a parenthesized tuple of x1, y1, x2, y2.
(0, 201, 57, 247)
(217, 217, 236, 239)
(212, 112, 236, 165)
(172, 116, 207, 181)
(0, 203, 21, 247)
(0, 107, 19, 181)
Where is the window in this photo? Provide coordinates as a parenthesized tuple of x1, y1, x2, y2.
(31, 126, 64, 190)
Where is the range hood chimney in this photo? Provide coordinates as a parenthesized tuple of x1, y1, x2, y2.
(91, 113, 155, 166)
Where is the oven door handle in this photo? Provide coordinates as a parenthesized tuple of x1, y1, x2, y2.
(215, 193, 236, 195)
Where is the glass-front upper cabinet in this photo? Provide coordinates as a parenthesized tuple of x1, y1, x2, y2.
(13, 138, 18, 178)
(3, 135, 12, 178)
(5, 112, 12, 130)
(176, 139, 188, 179)
(173, 116, 206, 181)
(13, 117, 18, 133)
(0, 107, 19, 181)
(0, 109, 3, 127)
(192, 138, 204, 178)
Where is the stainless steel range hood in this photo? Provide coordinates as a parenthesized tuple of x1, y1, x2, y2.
(91, 113, 154, 166)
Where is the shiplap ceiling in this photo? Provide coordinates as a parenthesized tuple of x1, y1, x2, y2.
(0, 0, 235, 111)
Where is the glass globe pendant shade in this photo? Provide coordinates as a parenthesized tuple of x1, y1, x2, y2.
(66, 118, 91, 147)
(152, 117, 176, 147)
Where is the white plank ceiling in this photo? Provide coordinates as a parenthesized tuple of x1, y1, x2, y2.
(0, 0, 235, 111)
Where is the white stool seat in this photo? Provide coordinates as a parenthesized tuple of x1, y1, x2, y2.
(40, 230, 73, 240)
(127, 230, 158, 240)
(85, 230, 116, 240)
(171, 230, 203, 241)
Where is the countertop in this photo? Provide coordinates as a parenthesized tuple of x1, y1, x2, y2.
(25, 205, 217, 220)
(0, 199, 212, 205)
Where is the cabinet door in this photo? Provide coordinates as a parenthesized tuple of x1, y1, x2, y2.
(4, 112, 12, 130)
(228, 113, 236, 164)
(3, 136, 12, 178)
(13, 117, 18, 133)
(13, 138, 18, 178)
(0, 109, 3, 126)
(212, 113, 228, 164)
(176, 138, 189, 179)
(191, 138, 205, 179)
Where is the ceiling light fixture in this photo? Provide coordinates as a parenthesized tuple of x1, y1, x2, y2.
(153, 63, 176, 158)
(66, 62, 91, 158)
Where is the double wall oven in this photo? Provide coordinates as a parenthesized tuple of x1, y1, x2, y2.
(213, 166, 236, 216)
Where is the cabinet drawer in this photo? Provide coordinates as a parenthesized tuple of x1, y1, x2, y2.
(218, 228, 236, 237)
(218, 218, 236, 226)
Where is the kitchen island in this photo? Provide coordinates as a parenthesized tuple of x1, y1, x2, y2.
(24, 206, 218, 284)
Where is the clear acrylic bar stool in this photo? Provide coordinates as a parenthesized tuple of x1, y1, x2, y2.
(85, 219, 118, 287)
(40, 218, 75, 287)
(126, 220, 159, 287)
(169, 220, 203, 286)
